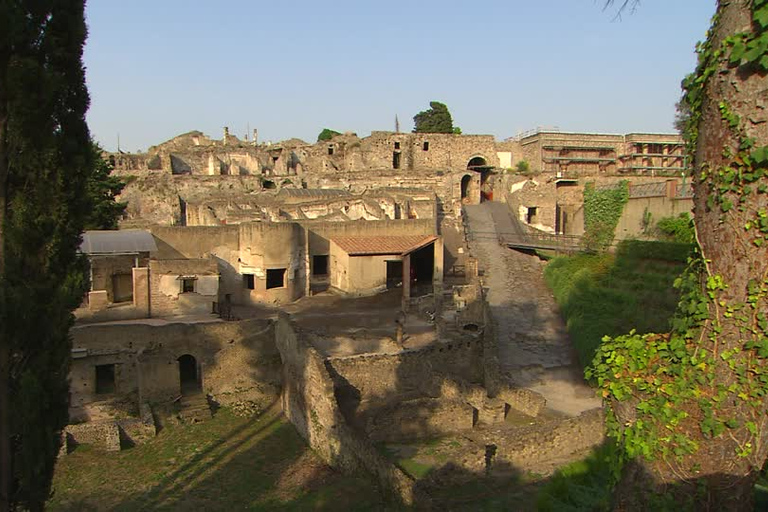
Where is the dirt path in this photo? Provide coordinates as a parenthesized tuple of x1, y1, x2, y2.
(464, 203, 601, 417)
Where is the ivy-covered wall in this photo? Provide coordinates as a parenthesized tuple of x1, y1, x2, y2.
(583, 181, 629, 251)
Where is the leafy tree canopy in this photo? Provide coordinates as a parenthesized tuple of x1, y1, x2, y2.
(413, 101, 454, 134)
(317, 128, 341, 142)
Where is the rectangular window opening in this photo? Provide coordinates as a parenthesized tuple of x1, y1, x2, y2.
(95, 364, 116, 395)
(328, 146, 334, 156)
(526, 207, 538, 224)
(394, 141, 401, 150)
(266, 268, 286, 289)
(312, 255, 329, 276)
(423, 141, 429, 151)
(243, 274, 255, 290)
(181, 278, 196, 293)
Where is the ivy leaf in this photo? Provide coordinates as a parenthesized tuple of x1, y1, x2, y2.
(752, 146, 768, 164)
(755, 6, 768, 30)
(730, 39, 746, 64)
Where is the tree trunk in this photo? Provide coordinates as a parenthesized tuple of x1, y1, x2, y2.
(612, 1, 768, 510)
(0, 61, 10, 512)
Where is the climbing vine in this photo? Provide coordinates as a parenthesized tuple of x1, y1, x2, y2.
(588, 0, 768, 486)
(583, 181, 629, 252)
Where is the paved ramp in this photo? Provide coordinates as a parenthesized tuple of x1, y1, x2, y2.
(463, 202, 601, 417)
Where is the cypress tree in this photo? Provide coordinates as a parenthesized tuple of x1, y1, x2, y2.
(0, 2, 92, 510)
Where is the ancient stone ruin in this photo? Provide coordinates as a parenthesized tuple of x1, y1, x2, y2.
(65, 125, 690, 505)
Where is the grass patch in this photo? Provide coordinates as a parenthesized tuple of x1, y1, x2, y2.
(397, 459, 434, 479)
(536, 441, 619, 512)
(49, 405, 386, 511)
(544, 240, 692, 368)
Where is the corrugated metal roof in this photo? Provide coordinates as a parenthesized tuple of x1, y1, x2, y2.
(332, 235, 437, 256)
(80, 230, 157, 255)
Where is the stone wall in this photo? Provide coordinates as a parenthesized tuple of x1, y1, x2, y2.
(70, 319, 281, 414)
(148, 258, 219, 317)
(326, 338, 484, 403)
(274, 313, 424, 506)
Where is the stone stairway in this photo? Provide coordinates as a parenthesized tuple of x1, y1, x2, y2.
(178, 392, 212, 424)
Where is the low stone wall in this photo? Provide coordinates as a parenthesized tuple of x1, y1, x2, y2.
(326, 337, 484, 403)
(365, 398, 474, 443)
(65, 422, 121, 452)
(274, 313, 427, 507)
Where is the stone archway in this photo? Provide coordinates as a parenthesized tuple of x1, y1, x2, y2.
(467, 156, 487, 170)
(178, 354, 201, 394)
(460, 174, 472, 201)
(468, 156, 493, 203)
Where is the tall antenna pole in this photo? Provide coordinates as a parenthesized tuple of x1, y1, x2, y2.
(395, 115, 400, 133)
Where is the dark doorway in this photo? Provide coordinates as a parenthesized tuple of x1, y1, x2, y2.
(266, 268, 286, 289)
(312, 255, 329, 276)
(95, 364, 116, 395)
(112, 273, 133, 303)
(410, 243, 434, 297)
(460, 174, 472, 201)
(178, 354, 200, 394)
(393, 151, 401, 169)
(526, 207, 538, 224)
(386, 260, 403, 289)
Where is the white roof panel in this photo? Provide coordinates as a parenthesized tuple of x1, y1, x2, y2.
(80, 230, 157, 255)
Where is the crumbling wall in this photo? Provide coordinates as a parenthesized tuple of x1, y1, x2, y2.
(274, 314, 425, 506)
(70, 319, 281, 411)
(148, 258, 219, 317)
(326, 338, 484, 403)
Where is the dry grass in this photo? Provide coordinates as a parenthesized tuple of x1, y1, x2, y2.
(49, 404, 387, 511)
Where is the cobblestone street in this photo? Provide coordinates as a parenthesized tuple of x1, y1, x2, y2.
(464, 202, 601, 417)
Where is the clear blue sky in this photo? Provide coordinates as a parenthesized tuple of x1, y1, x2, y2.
(84, 0, 717, 152)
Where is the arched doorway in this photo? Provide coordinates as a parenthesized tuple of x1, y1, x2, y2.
(178, 354, 200, 394)
(468, 156, 492, 203)
(467, 156, 487, 170)
(460, 174, 472, 201)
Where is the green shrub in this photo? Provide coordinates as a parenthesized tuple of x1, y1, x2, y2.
(655, 213, 695, 244)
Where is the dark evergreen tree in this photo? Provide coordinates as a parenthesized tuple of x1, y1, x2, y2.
(0, 2, 92, 510)
(85, 144, 127, 230)
(412, 101, 454, 133)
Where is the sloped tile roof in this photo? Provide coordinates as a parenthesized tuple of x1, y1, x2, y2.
(332, 235, 437, 256)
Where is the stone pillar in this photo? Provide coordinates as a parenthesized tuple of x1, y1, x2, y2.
(132, 267, 151, 318)
(402, 254, 411, 311)
(433, 237, 444, 292)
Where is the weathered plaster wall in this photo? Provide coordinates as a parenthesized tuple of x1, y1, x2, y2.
(148, 258, 219, 317)
(70, 319, 281, 414)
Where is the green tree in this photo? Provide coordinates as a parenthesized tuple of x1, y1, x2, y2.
(317, 128, 341, 142)
(85, 144, 127, 230)
(412, 101, 454, 133)
(589, 1, 768, 509)
(0, 2, 93, 510)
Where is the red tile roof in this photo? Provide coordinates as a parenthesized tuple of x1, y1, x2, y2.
(332, 235, 437, 256)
